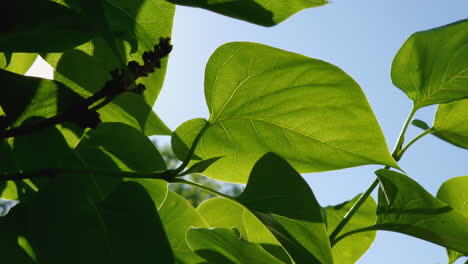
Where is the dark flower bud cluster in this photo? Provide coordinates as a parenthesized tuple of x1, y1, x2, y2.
(68, 108, 102, 129)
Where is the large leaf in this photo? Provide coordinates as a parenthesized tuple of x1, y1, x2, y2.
(173, 42, 396, 182)
(12, 180, 174, 263)
(437, 176, 468, 264)
(159, 191, 209, 264)
(433, 99, 468, 149)
(374, 169, 468, 254)
(391, 19, 468, 109)
(45, 0, 175, 135)
(325, 194, 377, 264)
(197, 197, 292, 263)
(74, 122, 168, 207)
(0, 139, 20, 200)
(166, 0, 327, 27)
(0, 69, 86, 128)
(186, 227, 284, 264)
(0, 1, 94, 52)
(0, 53, 37, 74)
(236, 153, 333, 264)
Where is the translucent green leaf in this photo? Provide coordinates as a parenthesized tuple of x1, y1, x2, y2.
(197, 197, 292, 263)
(236, 153, 333, 264)
(45, 0, 175, 135)
(437, 176, 468, 263)
(173, 42, 397, 182)
(11, 180, 174, 263)
(181, 157, 223, 176)
(186, 227, 285, 264)
(166, 0, 327, 27)
(0, 1, 94, 52)
(433, 99, 468, 149)
(391, 19, 468, 109)
(0, 53, 37, 74)
(159, 191, 209, 264)
(325, 194, 377, 264)
(374, 169, 468, 254)
(74, 122, 168, 207)
(0, 69, 86, 128)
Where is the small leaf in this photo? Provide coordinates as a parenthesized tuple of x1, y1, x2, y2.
(236, 153, 333, 264)
(166, 0, 327, 27)
(181, 157, 223, 176)
(325, 195, 377, 264)
(391, 19, 468, 108)
(186, 227, 285, 264)
(159, 190, 209, 264)
(0, 1, 94, 52)
(173, 42, 397, 183)
(374, 169, 468, 254)
(437, 176, 468, 263)
(433, 99, 468, 149)
(411, 119, 431, 130)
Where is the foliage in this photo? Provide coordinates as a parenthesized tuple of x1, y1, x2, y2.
(0, 2, 467, 264)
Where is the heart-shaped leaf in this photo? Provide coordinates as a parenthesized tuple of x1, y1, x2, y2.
(173, 42, 397, 182)
(433, 99, 468, 149)
(374, 169, 468, 254)
(391, 19, 468, 109)
(165, 0, 327, 27)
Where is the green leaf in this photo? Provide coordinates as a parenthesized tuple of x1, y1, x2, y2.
(197, 197, 292, 263)
(159, 190, 209, 264)
(186, 227, 285, 264)
(74, 122, 168, 207)
(0, 139, 20, 200)
(391, 19, 468, 109)
(411, 119, 431, 130)
(236, 153, 333, 264)
(0, 216, 35, 263)
(173, 42, 397, 182)
(0, 1, 94, 52)
(0, 69, 86, 128)
(433, 99, 468, 149)
(325, 195, 377, 264)
(45, 0, 175, 135)
(0, 53, 37, 74)
(165, 0, 327, 27)
(374, 169, 468, 254)
(181, 157, 223, 176)
(13, 180, 174, 263)
(437, 176, 468, 263)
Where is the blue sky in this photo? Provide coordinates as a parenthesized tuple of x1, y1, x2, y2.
(26, 1, 467, 263)
(154, 1, 468, 263)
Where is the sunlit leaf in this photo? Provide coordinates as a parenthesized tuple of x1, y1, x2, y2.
(437, 176, 468, 263)
(374, 169, 468, 254)
(0, 1, 94, 52)
(0, 53, 37, 74)
(173, 42, 397, 182)
(325, 194, 377, 264)
(391, 19, 468, 108)
(433, 99, 468, 149)
(236, 153, 333, 264)
(186, 227, 284, 264)
(166, 0, 327, 27)
(159, 190, 209, 264)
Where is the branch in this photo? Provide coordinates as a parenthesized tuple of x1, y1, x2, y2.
(0, 37, 173, 139)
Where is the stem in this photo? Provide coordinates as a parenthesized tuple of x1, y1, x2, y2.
(0, 168, 170, 181)
(170, 178, 237, 203)
(395, 128, 433, 161)
(329, 106, 417, 245)
(171, 121, 210, 176)
(329, 178, 379, 245)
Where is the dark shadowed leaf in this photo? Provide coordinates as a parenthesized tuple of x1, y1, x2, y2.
(437, 176, 468, 263)
(165, 0, 327, 27)
(186, 227, 284, 264)
(0, 1, 94, 52)
(391, 19, 468, 109)
(325, 194, 377, 264)
(236, 153, 333, 264)
(159, 190, 209, 264)
(173, 42, 397, 183)
(374, 169, 468, 254)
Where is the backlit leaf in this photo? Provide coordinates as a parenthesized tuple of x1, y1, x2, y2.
(433, 99, 468, 149)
